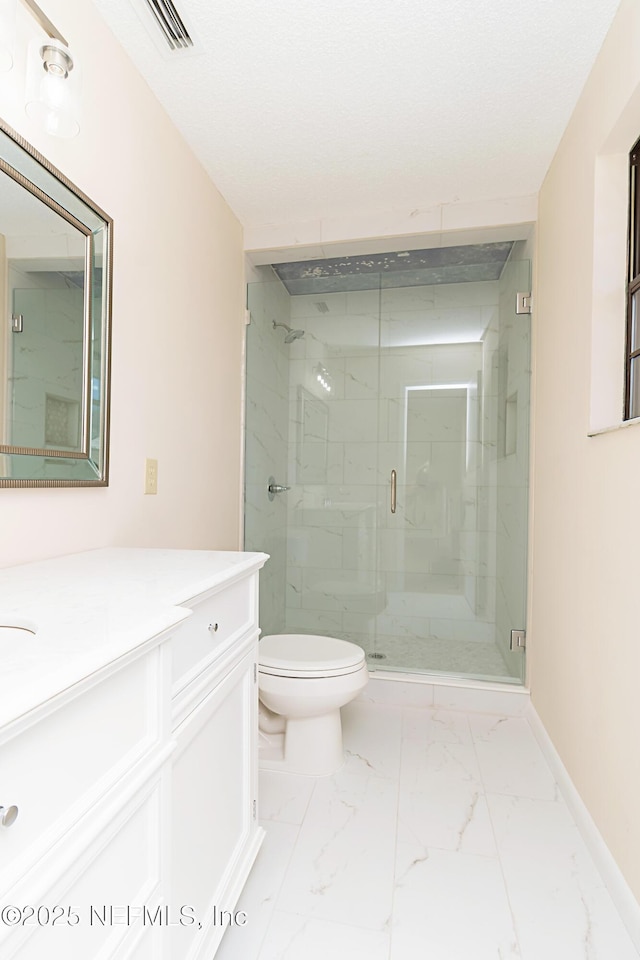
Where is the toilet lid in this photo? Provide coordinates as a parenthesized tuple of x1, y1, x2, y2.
(259, 634, 366, 678)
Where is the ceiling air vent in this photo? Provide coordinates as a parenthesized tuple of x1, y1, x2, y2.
(142, 0, 193, 51)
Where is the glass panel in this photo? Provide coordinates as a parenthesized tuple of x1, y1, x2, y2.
(244, 280, 293, 639)
(631, 288, 640, 354)
(629, 355, 640, 420)
(244, 251, 531, 685)
(374, 258, 531, 682)
(10, 286, 85, 453)
(244, 278, 381, 645)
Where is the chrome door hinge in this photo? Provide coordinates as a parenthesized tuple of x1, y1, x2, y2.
(515, 292, 532, 315)
(11, 314, 23, 333)
(252, 799, 257, 820)
(509, 629, 526, 651)
(244, 308, 252, 325)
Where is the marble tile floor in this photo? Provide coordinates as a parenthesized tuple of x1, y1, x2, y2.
(215, 699, 639, 960)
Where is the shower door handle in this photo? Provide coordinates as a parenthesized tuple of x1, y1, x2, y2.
(390, 469, 397, 514)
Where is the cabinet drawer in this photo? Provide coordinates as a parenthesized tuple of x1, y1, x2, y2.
(170, 573, 256, 696)
(0, 652, 160, 889)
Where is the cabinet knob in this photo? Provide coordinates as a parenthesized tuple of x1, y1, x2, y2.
(0, 805, 18, 827)
(208, 623, 219, 633)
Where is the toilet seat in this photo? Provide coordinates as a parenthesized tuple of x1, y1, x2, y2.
(259, 633, 366, 679)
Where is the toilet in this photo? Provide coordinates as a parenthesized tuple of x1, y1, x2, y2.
(257, 633, 369, 776)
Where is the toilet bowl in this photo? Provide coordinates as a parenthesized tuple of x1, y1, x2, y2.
(258, 634, 368, 776)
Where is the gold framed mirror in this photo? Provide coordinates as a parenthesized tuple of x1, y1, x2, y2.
(0, 118, 112, 487)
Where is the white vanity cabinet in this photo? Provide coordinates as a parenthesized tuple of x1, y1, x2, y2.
(0, 548, 267, 960)
(168, 573, 262, 960)
(0, 644, 170, 960)
(169, 638, 259, 960)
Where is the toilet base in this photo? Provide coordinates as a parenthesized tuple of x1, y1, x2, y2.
(259, 708, 345, 777)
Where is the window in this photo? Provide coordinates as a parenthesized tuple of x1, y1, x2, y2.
(625, 138, 640, 419)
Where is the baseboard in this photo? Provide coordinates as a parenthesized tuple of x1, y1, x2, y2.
(526, 703, 640, 953)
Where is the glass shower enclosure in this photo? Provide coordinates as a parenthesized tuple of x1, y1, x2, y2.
(244, 245, 531, 684)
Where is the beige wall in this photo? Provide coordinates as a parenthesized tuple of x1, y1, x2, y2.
(0, 0, 245, 567)
(533, 0, 640, 900)
(4, 0, 639, 905)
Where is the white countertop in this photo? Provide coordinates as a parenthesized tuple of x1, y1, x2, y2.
(0, 547, 268, 730)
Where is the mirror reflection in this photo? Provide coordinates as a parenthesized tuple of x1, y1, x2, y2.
(0, 120, 111, 486)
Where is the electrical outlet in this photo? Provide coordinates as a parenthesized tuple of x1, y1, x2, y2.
(144, 458, 158, 495)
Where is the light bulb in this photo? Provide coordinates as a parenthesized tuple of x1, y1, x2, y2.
(25, 37, 81, 138)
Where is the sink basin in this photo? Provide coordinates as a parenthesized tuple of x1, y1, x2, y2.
(0, 623, 36, 643)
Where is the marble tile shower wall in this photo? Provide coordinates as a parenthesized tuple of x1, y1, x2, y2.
(245, 281, 291, 636)
(8, 267, 84, 479)
(283, 282, 508, 665)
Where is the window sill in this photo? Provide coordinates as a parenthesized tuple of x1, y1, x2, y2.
(588, 416, 640, 437)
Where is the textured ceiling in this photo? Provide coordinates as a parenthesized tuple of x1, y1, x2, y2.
(92, 0, 621, 231)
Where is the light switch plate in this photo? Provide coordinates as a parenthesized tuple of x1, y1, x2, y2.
(145, 458, 158, 495)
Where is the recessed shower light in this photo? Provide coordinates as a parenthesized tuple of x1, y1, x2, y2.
(314, 363, 332, 393)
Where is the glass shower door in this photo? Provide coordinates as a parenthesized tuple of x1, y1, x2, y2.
(373, 260, 531, 682)
(245, 253, 531, 684)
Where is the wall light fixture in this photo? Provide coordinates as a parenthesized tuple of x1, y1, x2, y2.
(3, 0, 81, 137)
(25, 34, 81, 137)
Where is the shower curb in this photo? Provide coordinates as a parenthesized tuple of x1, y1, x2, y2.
(358, 673, 530, 715)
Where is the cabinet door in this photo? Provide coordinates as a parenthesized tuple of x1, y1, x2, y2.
(169, 645, 258, 960)
(0, 652, 161, 892)
(3, 773, 165, 960)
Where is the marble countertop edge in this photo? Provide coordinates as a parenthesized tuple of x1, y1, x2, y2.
(0, 547, 269, 730)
